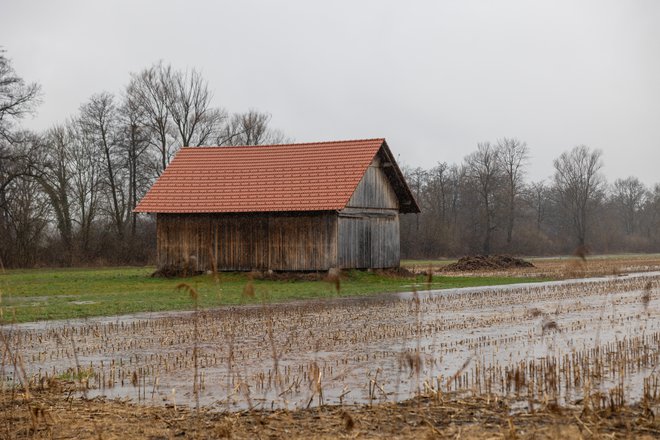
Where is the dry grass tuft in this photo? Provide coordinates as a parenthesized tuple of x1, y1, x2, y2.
(341, 410, 355, 431)
(541, 319, 559, 334)
(400, 352, 423, 377)
(242, 280, 255, 298)
(176, 283, 199, 301)
(325, 268, 341, 294)
(642, 280, 653, 310)
(573, 245, 589, 262)
(527, 307, 544, 318)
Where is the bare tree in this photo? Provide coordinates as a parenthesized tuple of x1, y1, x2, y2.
(465, 142, 502, 254)
(126, 63, 176, 173)
(162, 67, 227, 147)
(641, 184, 660, 245)
(0, 134, 35, 197)
(528, 180, 549, 234)
(80, 92, 127, 238)
(0, 132, 44, 267)
(552, 145, 605, 247)
(496, 138, 529, 246)
(1, 175, 49, 267)
(119, 96, 153, 236)
(611, 177, 647, 235)
(69, 120, 102, 255)
(36, 126, 75, 264)
(0, 49, 41, 142)
(218, 110, 288, 146)
(426, 162, 450, 225)
(0, 50, 42, 213)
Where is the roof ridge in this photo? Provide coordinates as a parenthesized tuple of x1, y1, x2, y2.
(188, 138, 385, 150)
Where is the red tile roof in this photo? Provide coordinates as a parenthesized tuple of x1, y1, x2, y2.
(135, 138, 416, 213)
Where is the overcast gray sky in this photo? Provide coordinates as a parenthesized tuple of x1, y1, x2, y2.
(2, 0, 659, 185)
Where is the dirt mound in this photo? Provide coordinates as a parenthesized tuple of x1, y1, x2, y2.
(443, 255, 534, 271)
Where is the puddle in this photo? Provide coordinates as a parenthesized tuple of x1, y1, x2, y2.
(1, 295, 78, 307)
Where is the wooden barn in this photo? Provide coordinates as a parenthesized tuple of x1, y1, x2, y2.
(134, 138, 420, 272)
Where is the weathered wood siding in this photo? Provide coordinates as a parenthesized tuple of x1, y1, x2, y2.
(267, 215, 337, 270)
(338, 156, 401, 268)
(337, 213, 399, 268)
(346, 156, 399, 210)
(157, 213, 337, 271)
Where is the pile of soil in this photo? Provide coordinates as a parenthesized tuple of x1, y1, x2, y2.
(443, 255, 535, 271)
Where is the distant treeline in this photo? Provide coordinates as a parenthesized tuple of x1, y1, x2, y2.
(400, 140, 660, 258)
(2, 49, 659, 268)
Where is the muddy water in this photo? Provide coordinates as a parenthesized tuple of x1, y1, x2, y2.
(3, 272, 660, 411)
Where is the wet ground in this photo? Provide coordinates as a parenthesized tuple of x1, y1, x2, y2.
(3, 272, 660, 412)
(5, 391, 660, 439)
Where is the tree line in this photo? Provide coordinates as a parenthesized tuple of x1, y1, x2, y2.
(2, 49, 659, 268)
(0, 51, 286, 267)
(400, 140, 660, 258)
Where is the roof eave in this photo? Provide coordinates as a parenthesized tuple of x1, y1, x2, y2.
(378, 140, 421, 214)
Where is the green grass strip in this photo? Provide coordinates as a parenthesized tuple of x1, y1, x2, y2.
(0, 266, 547, 323)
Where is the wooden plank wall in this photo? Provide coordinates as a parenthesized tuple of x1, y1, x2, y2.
(337, 214, 399, 268)
(338, 155, 401, 269)
(268, 215, 337, 270)
(157, 212, 337, 271)
(346, 155, 399, 210)
(369, 216, 400, 268)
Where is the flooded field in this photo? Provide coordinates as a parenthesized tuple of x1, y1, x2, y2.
(3, 272, 660, 412)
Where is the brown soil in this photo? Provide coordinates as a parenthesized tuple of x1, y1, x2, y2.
(374, 266, 416, 278)
(443, 255, 535, 272)
(254, 267, 416, 281)
(2, 391, 658, 439)
(151, 264, 203, 278)
(153, 267, 416, 281)
(250, 271, 326, 281)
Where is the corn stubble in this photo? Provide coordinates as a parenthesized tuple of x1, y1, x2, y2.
(2, 263, 660, 438)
